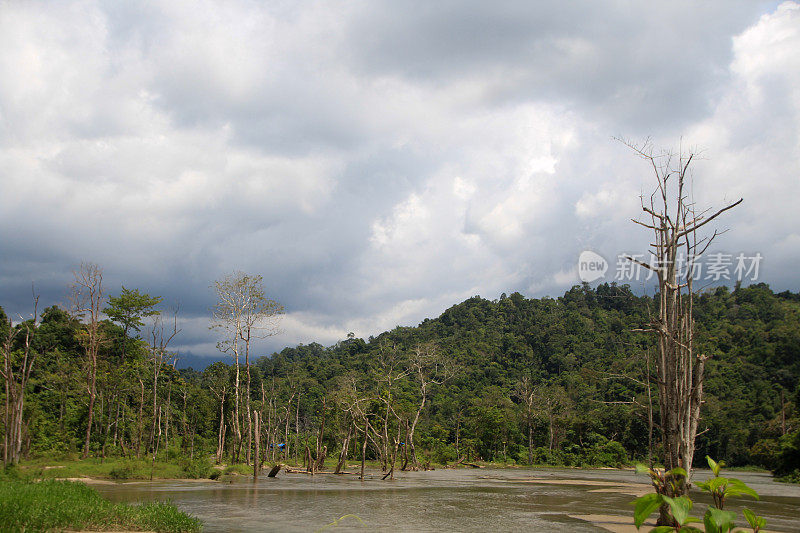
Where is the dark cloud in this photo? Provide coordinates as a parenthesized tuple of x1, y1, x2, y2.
(0, 1, 797, 361)
(344, 1, 765, 131)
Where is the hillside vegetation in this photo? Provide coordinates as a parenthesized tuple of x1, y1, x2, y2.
(2, 282, 798, 478)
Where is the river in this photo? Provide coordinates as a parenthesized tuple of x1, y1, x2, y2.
(94, 467, 800, 532)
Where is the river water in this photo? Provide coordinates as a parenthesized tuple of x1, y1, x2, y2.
(94, 468, 800, 532)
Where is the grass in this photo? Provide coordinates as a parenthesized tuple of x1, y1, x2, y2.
(221, 463, 253, 475)
(18, 457, 208, 480)
(725, 465, 770, 473)
(0, 478, 201, 532)
(12, 453, 656, 482)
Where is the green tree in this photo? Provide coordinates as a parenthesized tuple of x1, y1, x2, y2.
(104, 287, 162, 361)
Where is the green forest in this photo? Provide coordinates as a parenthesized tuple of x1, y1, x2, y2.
(2, 280, 799, 480)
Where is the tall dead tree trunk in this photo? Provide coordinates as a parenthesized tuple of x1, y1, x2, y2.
(516, 377, 536, 465)
(335, 424, 352, 474)
(70, 262, 104, 459)
(212, 271, 283, 466)
(406, 343, 455, 470)
(136, 375, 145, 458)
(1, 292, 39, 465)
(147, 311, 178, 456)
(622, 139, 742, 523)
(216, 389, 226, 463)
(253, 411, 261, 479)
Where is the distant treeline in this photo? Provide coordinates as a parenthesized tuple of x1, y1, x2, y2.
(1, 282, 799, 478)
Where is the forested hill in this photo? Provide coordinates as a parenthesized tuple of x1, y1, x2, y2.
(258, 282, 799, 469)
(2, 282, 799, 477)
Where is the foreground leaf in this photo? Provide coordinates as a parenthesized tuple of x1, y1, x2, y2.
(727, 478, 759, 501)
(662, 495, 693, 526)
(742, 508, 766, 531)
(704, 507, 737, 533)
(633, 493, 663, 529)
(706, 456, 724, 477)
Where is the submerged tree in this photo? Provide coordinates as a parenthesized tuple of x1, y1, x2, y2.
(622, 139, 742, 522)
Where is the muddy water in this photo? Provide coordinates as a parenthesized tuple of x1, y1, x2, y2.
(94, 468, 800, 532)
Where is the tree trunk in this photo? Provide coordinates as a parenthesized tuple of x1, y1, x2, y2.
(253, 411, 260, 479)
(528, 423, 533, 465)
(407, 388, 425, 470)
(620, 140, 741, 525)
(137, 377, 144, 458)
(360, 428, 367, 481)
(83, 359, 97, 458)
(245, 343, 252, 466)
(335, 425, 351, 474)
(216, 391, 226, 463)
(233, 353, 241, 463)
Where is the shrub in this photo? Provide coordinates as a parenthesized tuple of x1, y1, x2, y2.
(108, 462, 136, 480)
(180, 457, 212, 479)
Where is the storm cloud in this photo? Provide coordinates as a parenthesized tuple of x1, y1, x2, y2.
(1, 1, 798, 363)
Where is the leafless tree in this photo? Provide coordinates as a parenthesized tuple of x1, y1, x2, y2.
(147, 308, 179, 464)
(1, 289, 39, 465)
(515, 376, 537, 465)
(621, 138, 742, 521)
(533, 383, 571, 451)
(70, 262, 105, 459)
(211, 271, 283, 465)
(373, 344, 408, 471)
(405, 343, 456, 470)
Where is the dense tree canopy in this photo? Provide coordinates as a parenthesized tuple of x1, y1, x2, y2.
(1, 282, 798, 479)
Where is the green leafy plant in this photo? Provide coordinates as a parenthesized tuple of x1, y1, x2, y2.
(636, 463, 689, 498)
(696, 456, 759, 510)
(633, 493, 702, 532)
(632, 457, 766, 532)
(742, 509, 765, 532)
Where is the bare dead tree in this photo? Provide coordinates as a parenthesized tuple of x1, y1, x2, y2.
(406, 343, 456, 470)
(514, 376, 537, 465)
(374, 344, 408, 471)
(334, 374, 383, 478)
(1, 289, 39, 465)
(532, 383, 571, 451)
(204, 363, 230, 464)
(621, 138, 742, 521)
(211, 271, 283, 465)
(70, 262, 105, 459)
(147, 308, 179, 459)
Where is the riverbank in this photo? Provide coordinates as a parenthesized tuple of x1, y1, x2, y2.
(14, 456, 630, 482)
(0, 479, 201, 532)
(13, 457, 207, 481)
(11, 455, 773, 483)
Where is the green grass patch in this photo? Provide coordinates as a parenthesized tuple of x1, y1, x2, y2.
(221, 463, 253, 476)
(725, 465, 770, 473)
(0, 479, 201, 532)
(17, 457, 209, 480)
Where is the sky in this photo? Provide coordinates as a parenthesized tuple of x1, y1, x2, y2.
(1, 1, 799, 367)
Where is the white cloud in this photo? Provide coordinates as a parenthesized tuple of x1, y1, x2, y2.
(1, 1, 798, 361)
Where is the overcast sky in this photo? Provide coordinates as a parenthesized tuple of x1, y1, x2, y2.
(1, 1, 798, 365)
